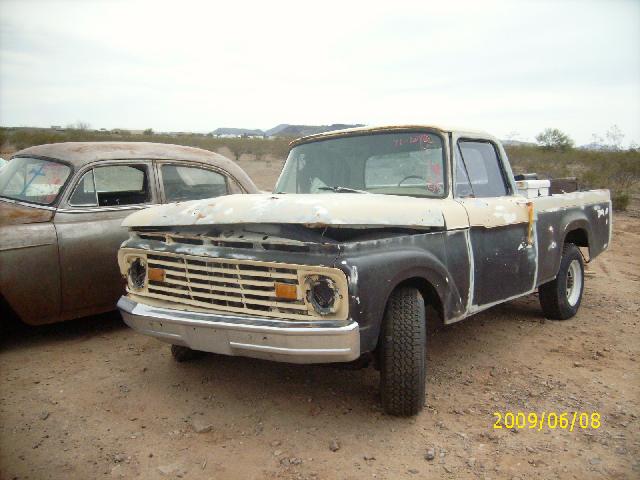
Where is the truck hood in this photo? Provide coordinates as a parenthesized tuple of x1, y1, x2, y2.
(122, 193, 449, 229)
(0, 200, 54, 226)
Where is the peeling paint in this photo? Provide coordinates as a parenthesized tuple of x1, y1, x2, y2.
(123, 193, 454, 229)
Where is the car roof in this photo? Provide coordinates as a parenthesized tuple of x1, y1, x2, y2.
(290, 124, 492, 147)
(12, 142, 259, 193)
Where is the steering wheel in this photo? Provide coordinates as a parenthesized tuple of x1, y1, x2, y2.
(398, 175, 426, 186)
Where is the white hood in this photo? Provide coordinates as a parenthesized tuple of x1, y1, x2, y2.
(122, 193, 448, 229)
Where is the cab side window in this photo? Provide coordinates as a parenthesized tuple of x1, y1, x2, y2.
(161, 165, 228, 202)
(69, 165, 151, 207)
(457, 141, 509, 197)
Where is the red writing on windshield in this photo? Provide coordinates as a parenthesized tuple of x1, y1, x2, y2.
(393, 134, 432, 148)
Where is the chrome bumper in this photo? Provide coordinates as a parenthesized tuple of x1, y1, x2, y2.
(117, 296, 360, 364)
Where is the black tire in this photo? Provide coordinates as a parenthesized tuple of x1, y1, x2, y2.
(379, 287, 427, 416)
(539, 243, 585, 320)
(171, 344, 205, 362)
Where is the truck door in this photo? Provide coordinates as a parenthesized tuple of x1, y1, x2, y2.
(453, 137, 536, 308)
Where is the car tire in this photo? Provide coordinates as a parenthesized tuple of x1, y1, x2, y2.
(539, 243, 585, 320)
(171, 344, 205, 362)
(379, 287, 426, 416)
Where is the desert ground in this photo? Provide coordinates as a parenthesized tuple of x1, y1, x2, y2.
(0, 162, 638, 480)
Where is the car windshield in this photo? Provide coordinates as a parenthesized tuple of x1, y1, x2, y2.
(274, 131, 446, 197)
(0, 157, 71, 205)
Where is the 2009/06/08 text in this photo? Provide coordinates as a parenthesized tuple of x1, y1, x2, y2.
(493, 412, 601, 431)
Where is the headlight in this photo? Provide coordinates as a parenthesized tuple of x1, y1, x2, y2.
(305, 275, 339, 315)
(128, 258, 147, 290)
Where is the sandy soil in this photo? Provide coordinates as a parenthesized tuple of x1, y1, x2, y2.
(1, 209, 639, 479)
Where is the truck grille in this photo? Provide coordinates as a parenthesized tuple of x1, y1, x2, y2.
(138, 252, 319, 320)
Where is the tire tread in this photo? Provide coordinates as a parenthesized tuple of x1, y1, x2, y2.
(539, 243, 584, 320)
(380, 287, 426, 416)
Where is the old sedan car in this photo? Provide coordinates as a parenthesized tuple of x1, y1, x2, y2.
(0, 142, 258, 325)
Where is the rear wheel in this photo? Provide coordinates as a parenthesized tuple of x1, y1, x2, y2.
(539, 243, 585, 320)
(171, 344, 205, 362)
(379, 287, 426, 416)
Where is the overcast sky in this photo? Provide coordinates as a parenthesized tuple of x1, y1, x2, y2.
(1, 0, 638, 145)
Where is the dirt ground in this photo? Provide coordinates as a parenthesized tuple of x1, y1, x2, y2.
(1, 204, 639, 479)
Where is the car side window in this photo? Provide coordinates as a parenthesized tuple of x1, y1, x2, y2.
(161, 165, 228, 202)
(69, 165, 151, 207)
(69, 170, 98, 205)
(457, 141, 509, 197)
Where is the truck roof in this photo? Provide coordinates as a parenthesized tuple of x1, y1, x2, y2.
(290, 124, 492, 147)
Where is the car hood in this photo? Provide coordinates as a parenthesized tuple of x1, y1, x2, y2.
(0, 200, 54, 226)
(122, 193, 451, 229)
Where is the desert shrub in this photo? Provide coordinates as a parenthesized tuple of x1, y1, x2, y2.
(535, 128, 574, 151)
(611, 192, 630, 211)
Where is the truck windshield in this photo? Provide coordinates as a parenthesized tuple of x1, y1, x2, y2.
(274, 132, 446, 197)
(0, 157, 71, 205)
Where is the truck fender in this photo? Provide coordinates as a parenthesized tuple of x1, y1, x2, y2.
(352, 249, 464, 352)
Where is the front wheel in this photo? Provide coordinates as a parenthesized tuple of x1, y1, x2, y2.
(539, 243, 585, 320)
(171, 344, 205, 362)
(379, 287, 427, 416)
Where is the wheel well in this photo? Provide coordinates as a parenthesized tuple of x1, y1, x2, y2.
(1, 293, 18, 321)
(564, 228, 589, 249)
(0, 293, 25, 332)
(393, 277, 444, 330)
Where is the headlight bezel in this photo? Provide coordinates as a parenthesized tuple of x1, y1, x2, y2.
(303, 274, 342, 316)
(127, 256, 147, 291)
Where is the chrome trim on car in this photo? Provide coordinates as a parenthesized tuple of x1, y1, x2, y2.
(117, 296, 360, 364)
(57, 204, 150, 214)
(0, 197, 57, 211)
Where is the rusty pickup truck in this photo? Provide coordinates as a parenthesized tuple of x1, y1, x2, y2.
(117, 125, 611, 416)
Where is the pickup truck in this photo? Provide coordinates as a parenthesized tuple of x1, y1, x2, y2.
(117, 125, 612, 416)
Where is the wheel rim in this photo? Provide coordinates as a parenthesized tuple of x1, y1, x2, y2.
(565, 259, 582, 306)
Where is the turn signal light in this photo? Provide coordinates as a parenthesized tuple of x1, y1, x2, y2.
(274, 282, 297, 300)
(148, 267, 165, 282)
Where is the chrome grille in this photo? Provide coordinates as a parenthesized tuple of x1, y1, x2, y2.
(139, 252, 318, 320)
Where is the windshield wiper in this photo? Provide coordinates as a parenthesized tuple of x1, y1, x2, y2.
(318, 186, 370, 194)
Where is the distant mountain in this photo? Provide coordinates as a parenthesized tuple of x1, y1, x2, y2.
(264, 124, 291, 137)
(265, 124, 365, 138)
(501, 139, 537, 147)
(211, 124, 364, 138)
(211, 127, 264, 136)
(578, 142, 620, 151)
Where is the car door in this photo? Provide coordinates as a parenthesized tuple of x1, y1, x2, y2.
(453, 136, 536, 308)
(155, 160, 242, 203)
(54, 160, 157, 316)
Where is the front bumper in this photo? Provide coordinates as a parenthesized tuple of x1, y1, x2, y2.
(117, 296, 360, 364)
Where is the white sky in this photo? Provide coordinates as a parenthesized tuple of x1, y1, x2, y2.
(1, 0, 639, 145)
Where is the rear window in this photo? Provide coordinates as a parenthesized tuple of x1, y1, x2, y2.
(0, 157, 71, 205)
(161, 165, 228, 202)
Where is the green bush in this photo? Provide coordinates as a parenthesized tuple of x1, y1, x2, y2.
(611, 192, 630, 211)
(535, 128, 574, 151)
